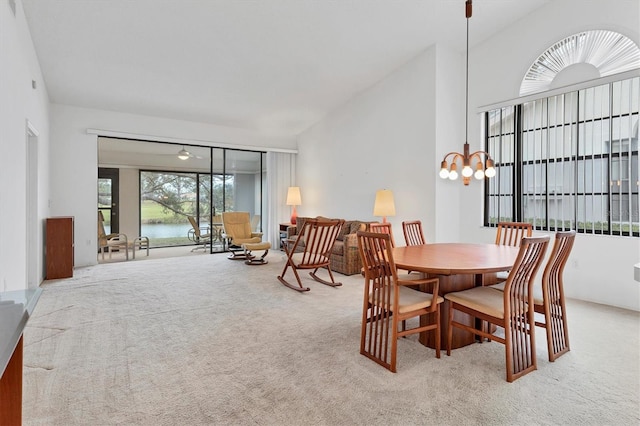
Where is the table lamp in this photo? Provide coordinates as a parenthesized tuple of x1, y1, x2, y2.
(286, 186, 302, 225)
(373, 189, 395, 223)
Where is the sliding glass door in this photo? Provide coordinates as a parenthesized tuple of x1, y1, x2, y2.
(224, 150, 264, 231)
(98, 137, 266, 254)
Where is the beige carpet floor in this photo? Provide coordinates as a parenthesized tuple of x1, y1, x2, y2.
(22, 250, 640, 425)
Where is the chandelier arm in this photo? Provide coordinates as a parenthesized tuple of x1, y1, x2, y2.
(469, 150, 494, 160)
(442, 152, 465, 162)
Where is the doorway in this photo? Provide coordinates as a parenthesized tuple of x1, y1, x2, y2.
(98, 168, 120, 234)
(26, 121, 39, 288)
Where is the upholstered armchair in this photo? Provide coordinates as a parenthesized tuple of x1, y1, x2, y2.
(221, 212, 264, 260)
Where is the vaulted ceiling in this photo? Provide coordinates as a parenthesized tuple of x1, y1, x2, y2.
(22, 0, 550, 139)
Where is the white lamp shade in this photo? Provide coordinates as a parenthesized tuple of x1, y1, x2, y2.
(373, 189, 396, 217)
(286, 186, 302, 206)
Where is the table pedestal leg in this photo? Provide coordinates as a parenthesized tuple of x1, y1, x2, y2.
(419, 272, 498, 350)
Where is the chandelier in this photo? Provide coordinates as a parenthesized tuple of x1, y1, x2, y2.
(439, 0, 495, 185)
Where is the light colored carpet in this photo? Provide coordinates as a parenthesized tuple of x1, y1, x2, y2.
(23, 251, 640, 425)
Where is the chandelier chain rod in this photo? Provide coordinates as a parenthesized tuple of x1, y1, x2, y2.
(438, 0, 495, 185)
(465, 3, 469, 145)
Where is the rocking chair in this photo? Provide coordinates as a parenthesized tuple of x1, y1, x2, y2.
(277, 218, 345, 292)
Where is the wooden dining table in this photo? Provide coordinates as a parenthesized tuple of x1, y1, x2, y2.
(392, 243, 520, 350)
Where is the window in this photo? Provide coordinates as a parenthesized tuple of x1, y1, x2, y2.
(140, 170, 211, 247)
(485, 76, 639, 237)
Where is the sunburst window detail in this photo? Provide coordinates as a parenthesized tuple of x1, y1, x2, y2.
(520, 30, 640, 96)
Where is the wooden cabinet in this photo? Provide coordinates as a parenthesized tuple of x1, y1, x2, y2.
(46, 217, 74, 279)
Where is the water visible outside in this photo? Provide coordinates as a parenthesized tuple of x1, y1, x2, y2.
(141, 222, 222, 248)
(142, 223, 192, 239)
(140, 223, 191, 247)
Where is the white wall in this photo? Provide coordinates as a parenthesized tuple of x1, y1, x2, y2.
(49, 104, 296, 268)
(0, 0, 50, 291)
(296, 0, 640, 311)
(296, 44, 453, 244)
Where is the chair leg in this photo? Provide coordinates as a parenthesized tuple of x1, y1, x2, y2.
(435, 305, 441, 359)
(446, 302, 454, 356)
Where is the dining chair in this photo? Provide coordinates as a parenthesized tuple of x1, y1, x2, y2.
(445, 235, 550, 382)
(369, 222, 396, 247)
(357, 230, 443, 372)
(492, 231, 577, 362)
(402, 220, 426, 246)
(535, 230, 576, 362)
(495, 222, 533, 246)
(277, 218, 345, 292)
(494, 222, 533, 283)
(369, 222, 424, 282)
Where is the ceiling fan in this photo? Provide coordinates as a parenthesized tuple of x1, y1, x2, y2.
(176, 146, 204, 160)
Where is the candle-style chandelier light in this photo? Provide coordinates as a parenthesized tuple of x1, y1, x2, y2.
(439, 0, 495, 185)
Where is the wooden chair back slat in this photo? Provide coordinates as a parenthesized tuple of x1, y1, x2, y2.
(370, 222, 396, 248)
(402, 220, 426, 246)
(495, 222, 533, 247)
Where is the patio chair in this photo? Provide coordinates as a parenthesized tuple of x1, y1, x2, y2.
(98, 211, 129, 260)
(187, 215, 212, 252)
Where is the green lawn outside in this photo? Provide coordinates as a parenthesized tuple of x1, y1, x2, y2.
(141, 200, 192, 224)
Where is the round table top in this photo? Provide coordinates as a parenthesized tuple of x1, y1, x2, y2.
(392, 243, 520, 275)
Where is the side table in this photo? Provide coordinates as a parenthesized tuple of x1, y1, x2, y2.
(279, 223, 292, 251)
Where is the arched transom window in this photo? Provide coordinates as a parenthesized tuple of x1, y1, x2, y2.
(520, 30, 640, 96)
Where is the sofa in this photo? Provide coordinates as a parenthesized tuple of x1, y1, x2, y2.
(286, 216, 373, 276)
